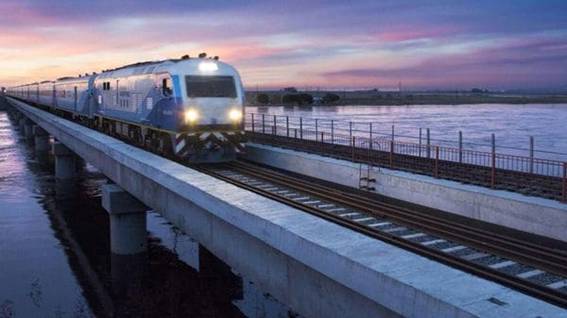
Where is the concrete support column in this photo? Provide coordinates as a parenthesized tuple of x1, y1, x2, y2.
(102, 184, 148, 300)
(74, 154, 86, 172)
(18, 118, 25, 132)
(102, 184, 148, 255)
(24, 119, 34, 140)
(33, 126, 50, 152)
(53, 141, 76, 179)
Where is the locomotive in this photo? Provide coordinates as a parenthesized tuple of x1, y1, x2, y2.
(7, 54, 246, 162)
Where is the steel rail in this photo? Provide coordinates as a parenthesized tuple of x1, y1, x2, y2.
(194, 163, 567, 309)
(229, 161, 567, 277)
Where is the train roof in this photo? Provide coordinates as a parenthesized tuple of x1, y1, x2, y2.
(9, 54, 236, 89)
(95, 57, 237, 80)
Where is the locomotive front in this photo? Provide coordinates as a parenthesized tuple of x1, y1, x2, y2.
(170, 58, 246, 162)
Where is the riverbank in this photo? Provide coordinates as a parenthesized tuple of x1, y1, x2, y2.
(245, 91, 567, 106)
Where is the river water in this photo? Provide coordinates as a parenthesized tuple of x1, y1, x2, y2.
(0, 110, 296, 317)
(246, 104, 567, 161)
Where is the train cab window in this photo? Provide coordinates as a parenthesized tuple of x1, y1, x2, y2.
(185, 76, 236, 98)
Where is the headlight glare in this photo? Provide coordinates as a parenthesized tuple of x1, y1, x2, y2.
(229, 109, 242, 121)
(184, 109, 199, 123)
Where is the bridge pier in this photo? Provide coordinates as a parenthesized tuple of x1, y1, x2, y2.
(18, 117, 25, 132)
(33, 126, 49, 152)
(53, 141, 77, 179)
(102, 184, 148, 299)
(24, 119, 34, 141)
(102, 184, 148, 255)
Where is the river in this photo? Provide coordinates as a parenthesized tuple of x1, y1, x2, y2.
(246, 104, 567, 161)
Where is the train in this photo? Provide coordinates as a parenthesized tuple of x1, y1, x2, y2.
(6, 54, 246, 162)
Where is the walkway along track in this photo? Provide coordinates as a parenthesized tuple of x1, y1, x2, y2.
(196, 161, 567, 309)
(5, 97, 567, 309)
(247, 132, 565, 201)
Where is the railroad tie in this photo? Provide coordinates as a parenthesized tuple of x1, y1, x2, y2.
(517, 269, 544, 279)
(368, 221, 391, 228)
(461, 253, 489, 261)
(326, 207, 346, 212)
(421, 239, 446, 246)
(353, 217, 375, 223)
(441, 245, 468, 253)
(401, 233, 426, 239)
(339, 212, 360, 217)
(547, 279, 567, 289)
(488, 260, 516, 269)
(383, 226, 406, 233)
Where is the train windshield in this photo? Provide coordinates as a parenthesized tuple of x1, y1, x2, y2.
(185, 76, 236, 98)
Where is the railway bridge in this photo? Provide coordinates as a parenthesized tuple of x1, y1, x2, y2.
(3, 96, 567, 317)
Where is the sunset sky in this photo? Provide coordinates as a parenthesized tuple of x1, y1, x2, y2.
(1, 0, 566, 90)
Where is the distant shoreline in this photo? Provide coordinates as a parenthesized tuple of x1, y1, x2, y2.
(245, 91, 567, 107)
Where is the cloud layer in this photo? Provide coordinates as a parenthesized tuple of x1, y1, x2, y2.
(1, 0, 566, 90)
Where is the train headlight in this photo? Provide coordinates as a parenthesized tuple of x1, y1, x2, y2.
(184, 109, 199, 123)
(198, 61, 218, 72)
(229, 109, 242, 121)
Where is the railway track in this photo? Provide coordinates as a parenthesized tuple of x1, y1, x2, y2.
(196, 160, 567, 309)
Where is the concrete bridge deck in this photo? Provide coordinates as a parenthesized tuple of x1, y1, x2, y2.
(4, 97, 566, 317)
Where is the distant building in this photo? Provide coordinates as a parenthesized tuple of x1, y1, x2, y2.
(283, 87, 298, 93)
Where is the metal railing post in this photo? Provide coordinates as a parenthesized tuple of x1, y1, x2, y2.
(369, 123, 373, 150)
(426, 128, 431, 158)
(294, 128, 297, 139)
(563, 162, 567, 202)
(491, 133, 496, 188)
(331, 120, 335, 144)
(389, 141, 394, 168)
(261, 114, 265, 134)
(299, 117, 303, 139)
(286, 116, 290, 137)
(458, 131, 463, 163)
(419, 128, 422, 157)
(315, 119, 318, 141)
(352, 136, 356, 162)
(435, 146, 440, 178)
(349, 121, 353, 141)
(529, 136, 534, 173)
(391, 124, 394, 143)
(251, 113, 255, 132)
(273, 115, 277, 135)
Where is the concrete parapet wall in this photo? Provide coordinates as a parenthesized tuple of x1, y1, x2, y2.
(245, 143, 567, 243)
(8, 98, 565, 318)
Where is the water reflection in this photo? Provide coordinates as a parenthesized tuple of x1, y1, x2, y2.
(0, 109, 297, 318)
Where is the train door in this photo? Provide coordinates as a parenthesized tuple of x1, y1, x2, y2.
(74, 86, 78, 112)
(156, 73, 173, 98)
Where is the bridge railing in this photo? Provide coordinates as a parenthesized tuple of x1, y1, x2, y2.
(244, 113, 567, 202)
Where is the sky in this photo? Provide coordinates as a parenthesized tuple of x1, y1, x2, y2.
(1, 0, 567, 90)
